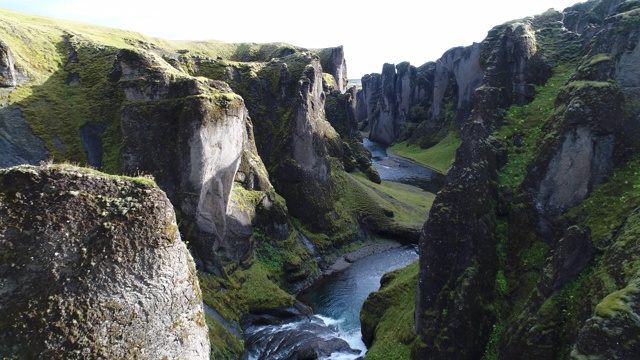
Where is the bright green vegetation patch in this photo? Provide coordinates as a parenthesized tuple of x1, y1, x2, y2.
(205, 313, 244, 360)
(594, 283, 638, 318)
(389, 131, 461, 174)
(239, 262, 295, 310)
(566, 158, 640, 243)
(199, 262, 295, 321)
(497, 64, 575, 190)
(364, 261, 419, 360)
(198, 259, 296, 358)
(348, 172, 434, 231)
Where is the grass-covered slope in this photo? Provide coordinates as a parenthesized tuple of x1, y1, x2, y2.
(361, 261, 419, 360)
(388, 131, 461, 174)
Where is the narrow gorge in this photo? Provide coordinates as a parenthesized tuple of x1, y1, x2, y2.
(1, 0, 640, 359)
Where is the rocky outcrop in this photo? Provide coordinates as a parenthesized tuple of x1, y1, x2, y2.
(325, 86, 381, 182)
(357, 44, 483, 146)
(110, 49, 272, 273)
(0, 106, 48, 168)
(413, 115, 501, 360)
(432, 44, 484, 123)
(0, 39, 17, 87)
(413, 8, 578, 359)
(523, 80, 624, 217)
(571, 209, 640, 359)
(563, 0, 626, 40)
(317, 46, 348, 93)
(0, 164, 209, 358)
(187, 49, 373, 243)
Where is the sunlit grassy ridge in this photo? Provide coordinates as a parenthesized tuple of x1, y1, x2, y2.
(389, 131, 461, 174)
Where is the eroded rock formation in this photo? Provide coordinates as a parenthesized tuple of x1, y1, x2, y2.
(409, 1, 640, 359)
(357, 44, 483, 146)
(109, 49, 272, 274)
(0, 164, 209, 358)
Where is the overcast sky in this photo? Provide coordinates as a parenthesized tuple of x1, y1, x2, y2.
(3, 0, 583, 78)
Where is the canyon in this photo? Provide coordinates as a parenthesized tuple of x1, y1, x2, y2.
(1, 0, 640, 358)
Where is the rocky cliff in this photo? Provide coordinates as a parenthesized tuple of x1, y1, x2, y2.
(404, 1, 640, 359)
(0, 164, 209, 358)
(357, 44, 483, 147)
(108, 48, 275, 275)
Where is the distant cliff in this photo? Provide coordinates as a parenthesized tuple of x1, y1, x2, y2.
(356, 44, 483, 146)
(0, 164, 209, 358)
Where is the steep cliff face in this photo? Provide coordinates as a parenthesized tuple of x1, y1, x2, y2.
(0, 39, 18, 87)
(185, 48, 387, 245)
(0, 38, 47, 168)
(411, 7, 593, 359)
(317, 45, 348, 93)
(408, 1, 640, 359)
(357, 44, 483, 146)
(108, 48, 272, 274)
(0, 164, 209, 358)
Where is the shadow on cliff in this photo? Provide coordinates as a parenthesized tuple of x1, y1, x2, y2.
(2, 37, 122, 172)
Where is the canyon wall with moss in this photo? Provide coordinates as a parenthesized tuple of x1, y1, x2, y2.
(410, 1, 640, 358)
(360, 1, 640, 359)
(0, 164, 209, 358)
(356, 44, 483, 148)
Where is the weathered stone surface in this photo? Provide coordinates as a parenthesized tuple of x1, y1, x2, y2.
(318, 46, 348, 93)
(0, 164, 209, 358)
(571, 208, 640, 359)
(0, 39, 17, 87)
(0, 105, 48, 168)
(111, 49, 271, 272)
(358, 43, 482, 146)
(572, 274, 640, 359)
(413, 8, 576, 360)
(432, 44, 484, 124)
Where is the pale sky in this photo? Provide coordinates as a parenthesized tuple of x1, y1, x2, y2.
(2, 0, 583, 78)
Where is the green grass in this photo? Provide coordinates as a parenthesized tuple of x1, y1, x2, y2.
(364, 261, 419, 360)
(569, 158, 640, 243)
(239, 262, 295, 310)
(348, 171, 434, 230)
(205, 313, 244, 360)
(496, 64, 575, 190)
(389, 131, 461, 174)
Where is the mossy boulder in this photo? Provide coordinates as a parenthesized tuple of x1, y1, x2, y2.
(0, 164, 209, 358)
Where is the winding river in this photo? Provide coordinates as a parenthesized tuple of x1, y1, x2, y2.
(297, 245, 419, 359)
(243, 138, 442, 359)
(363, 137, 445, 193)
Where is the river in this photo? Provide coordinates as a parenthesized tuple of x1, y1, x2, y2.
(243, 137, 441, 359)
(297, 245, 419, 359)
(363, 137, 445, 193)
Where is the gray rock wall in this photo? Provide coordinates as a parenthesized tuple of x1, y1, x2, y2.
(111, 49, 271, 272)
(357, 44, 483, 145)
(0, 164, 209, 358)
